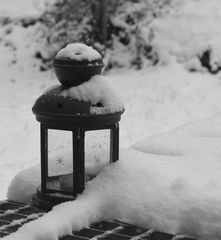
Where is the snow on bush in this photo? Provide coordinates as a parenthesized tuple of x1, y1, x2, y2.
(6, 116, 221, 240)
(4, 0, 221, 72)
(104, 0, 172, 69)
(3, 0, 221, 72)
(36, 0, 221, 72)
(34, 0, 172, 69)
(60, 75, 124, 114)
(55, 43, 101, 62)
(149, 0, 221, 72)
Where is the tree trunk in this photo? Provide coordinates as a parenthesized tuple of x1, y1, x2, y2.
(99, 0, 108, 44)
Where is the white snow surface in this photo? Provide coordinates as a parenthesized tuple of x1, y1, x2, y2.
(7, 165, 40, 204)
(2, 0, 221, 239)
(60, 75, 125, 114)
(133, 116, 221, 157)
(6, 116, 221, 240)
(56, 43, 102, 62)
(0, 0, 41, 18)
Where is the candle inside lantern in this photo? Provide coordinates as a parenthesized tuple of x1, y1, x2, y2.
(59, 173, 92, 192)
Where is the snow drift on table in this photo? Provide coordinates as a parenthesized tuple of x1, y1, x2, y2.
(5, 115, 221, 240)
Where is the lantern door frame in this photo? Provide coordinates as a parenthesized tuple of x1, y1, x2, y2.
(40, 123, 119, 197)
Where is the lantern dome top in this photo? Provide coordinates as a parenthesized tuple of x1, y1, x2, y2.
(52, 43, 104, 88)
(32, 75, 124, 127)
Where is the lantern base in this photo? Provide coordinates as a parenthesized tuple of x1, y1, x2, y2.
(32, 188, 76, 210)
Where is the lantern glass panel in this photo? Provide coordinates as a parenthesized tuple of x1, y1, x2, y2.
(85, 129, 112, 178)
(47, 129, 73, 192)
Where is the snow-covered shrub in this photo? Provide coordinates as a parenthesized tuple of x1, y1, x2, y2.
(41, 0, 93, 45)
(148, 0, 221, 73)
(34, 0, 172, 70)
(6, 0, 221, 73)
(34, 0, 103, 69)
(107, 0, 172, 69)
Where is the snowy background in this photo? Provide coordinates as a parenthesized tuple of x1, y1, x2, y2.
(1, 0, 221, 239)
(1, 0, 221, 200)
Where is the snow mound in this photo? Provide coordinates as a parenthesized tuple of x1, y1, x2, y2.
(60, 75, 125, 114)
(132, 116, 221, 157)
(6, 115, 221, 240)
(7, 165, 40, 204)
(56, 43, 102, 62)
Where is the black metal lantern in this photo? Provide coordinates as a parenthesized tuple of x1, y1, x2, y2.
(32, 54, 124, 210)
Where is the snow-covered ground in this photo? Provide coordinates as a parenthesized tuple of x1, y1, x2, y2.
(6, 117, 221, 240)
(1, 0, 221, 239)
(0, 0, 41, 18)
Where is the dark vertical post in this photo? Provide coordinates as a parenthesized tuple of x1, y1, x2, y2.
(99, 0, 108, 44)
(112, 123, 119, 162)
(110, 128, 114, 163)
(40, 124, 48, 193)
(73, 128, 85, 196)
(79, 130, 85, 192)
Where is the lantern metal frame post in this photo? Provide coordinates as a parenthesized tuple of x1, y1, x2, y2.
(39, 123, 119, 198)
(40, 124, 48, 194)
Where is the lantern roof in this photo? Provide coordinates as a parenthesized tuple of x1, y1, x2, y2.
(32, 75, 124, 128)
(32, 43, 124, 128)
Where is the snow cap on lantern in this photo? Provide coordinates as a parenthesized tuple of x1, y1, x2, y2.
(33, 43, 124, 127)
(32, 43, 124, 210)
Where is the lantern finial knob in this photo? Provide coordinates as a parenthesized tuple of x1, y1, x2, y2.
(52, 43, 104, 88)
